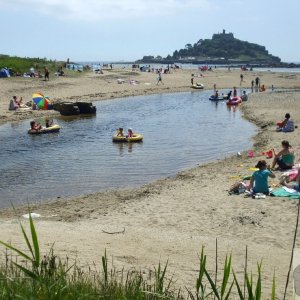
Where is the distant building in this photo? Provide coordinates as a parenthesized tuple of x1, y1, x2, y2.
(213, 29, 234, 39)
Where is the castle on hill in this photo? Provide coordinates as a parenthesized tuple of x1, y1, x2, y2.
(212, 29, 234, 39)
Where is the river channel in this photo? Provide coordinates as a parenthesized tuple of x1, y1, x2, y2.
(0, 91, 256, 208)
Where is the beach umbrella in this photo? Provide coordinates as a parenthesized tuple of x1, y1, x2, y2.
(32, 92, 52, 110)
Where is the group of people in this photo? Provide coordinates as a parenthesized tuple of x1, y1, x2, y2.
(249, 77, 268, 93)
(213, 87, 248, 101)
(8, 96, 29, 110)
(230, 111, 298, 196)
(30, 119, 53, 131)
(249, 139, 298, 195)
(234, 110, 298, 196)
(116, 127, 134, 138)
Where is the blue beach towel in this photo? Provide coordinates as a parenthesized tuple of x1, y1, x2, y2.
(270, 187, 300, 199)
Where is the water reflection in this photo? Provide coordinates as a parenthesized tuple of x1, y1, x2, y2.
(226, 105, 237, 113)
(57, 114, 96, 123)
(114, 142, 137, 155)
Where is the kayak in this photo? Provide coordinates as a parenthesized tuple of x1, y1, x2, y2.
(28, 124, 60, 134)
(191, 83, 204, 89)
(112, 133, 143, 143)
(226, 96, 242, 106)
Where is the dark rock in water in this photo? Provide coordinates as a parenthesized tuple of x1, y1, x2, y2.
(54, 102, 80, 116)
(76, 102, 97, 114)
(54, 101, 96, 116)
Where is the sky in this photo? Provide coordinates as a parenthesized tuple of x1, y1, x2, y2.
(0, 0, 299, 63)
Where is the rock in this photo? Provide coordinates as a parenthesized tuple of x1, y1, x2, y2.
(54, 101, 96, 116)
(76, 102, 96, 114)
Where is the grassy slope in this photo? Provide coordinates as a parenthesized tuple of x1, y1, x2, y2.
(0, 55, 64, 74)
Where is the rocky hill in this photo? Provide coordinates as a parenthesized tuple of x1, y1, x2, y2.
(139, 30, 281, 65)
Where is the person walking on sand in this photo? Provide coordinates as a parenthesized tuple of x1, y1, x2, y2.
(255, 76, 260, 92)
(157, 71, 163, 85)
(240, 73, 244, 85)
(251, 80, 254, 93)
(44, 67, 49, 81)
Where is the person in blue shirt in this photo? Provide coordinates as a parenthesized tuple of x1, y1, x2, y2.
(248, 160, 275, 194)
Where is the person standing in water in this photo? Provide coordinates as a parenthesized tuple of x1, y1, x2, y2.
(233, 87, 237, 97)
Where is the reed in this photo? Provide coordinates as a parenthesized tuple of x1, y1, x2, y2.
(0, 214, 278, 299)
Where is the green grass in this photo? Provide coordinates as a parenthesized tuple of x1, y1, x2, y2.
(0, 212, 278, 299)
(0, 54, 64, 74)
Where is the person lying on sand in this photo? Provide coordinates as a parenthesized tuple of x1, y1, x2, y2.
(280, 168, 300, 192)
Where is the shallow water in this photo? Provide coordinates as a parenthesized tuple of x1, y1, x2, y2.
(84, 62, 300, 73)
(0, 91, 256, 208)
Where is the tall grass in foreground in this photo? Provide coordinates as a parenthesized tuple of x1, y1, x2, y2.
(0, 214, 277, 299)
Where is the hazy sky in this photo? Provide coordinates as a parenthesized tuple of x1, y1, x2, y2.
(0, 0, 299, 62)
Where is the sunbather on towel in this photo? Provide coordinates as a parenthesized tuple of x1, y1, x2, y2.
(280, 168, 300, 192)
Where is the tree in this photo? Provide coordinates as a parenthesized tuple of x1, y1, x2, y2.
(185, 43, 192, 50)
(142, 55, 154, 61)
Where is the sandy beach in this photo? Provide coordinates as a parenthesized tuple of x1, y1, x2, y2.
(1, 67, 300, 297)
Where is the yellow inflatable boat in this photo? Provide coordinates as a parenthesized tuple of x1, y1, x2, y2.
(191, 83, 204, 89)
(112, 133, 143, 143)
(28, 124, 60, 134)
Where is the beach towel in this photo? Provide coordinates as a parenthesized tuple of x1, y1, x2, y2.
(270, 187, 300, 199)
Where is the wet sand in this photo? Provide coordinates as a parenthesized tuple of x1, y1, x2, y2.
(1, 68, 300, 297)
